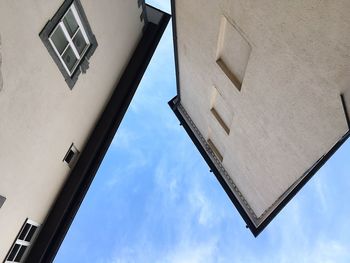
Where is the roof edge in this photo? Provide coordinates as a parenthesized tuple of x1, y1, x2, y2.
(170, 0, 181, 98)
(169, 96, 350, 237)
(25, 10, 170, 263)
(168, 96, 258, 235)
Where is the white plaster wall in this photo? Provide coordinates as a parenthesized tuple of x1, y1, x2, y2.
(0, 0, 143, 258)
(175, 0, 350, 218)
(0, 33, 2, 91)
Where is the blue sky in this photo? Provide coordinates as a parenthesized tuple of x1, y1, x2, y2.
(54, 1, 350, 262)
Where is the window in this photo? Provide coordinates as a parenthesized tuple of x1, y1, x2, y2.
(5, 219, 40, 263)
(40, 0, 97, 88)
(49, 5, 90, 76)
(63, 143, 80, 168)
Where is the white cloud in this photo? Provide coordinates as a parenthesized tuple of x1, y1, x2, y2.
(105, 147, 149, 188)
(313, 171, 330, 213)
(189, 186, 219, 227)
(111, 126, 140, 150)
(159, 238, 219, 263)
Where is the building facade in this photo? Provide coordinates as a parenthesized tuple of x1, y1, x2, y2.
(169, 0, 350, 236)
(0, 0, 169, 262)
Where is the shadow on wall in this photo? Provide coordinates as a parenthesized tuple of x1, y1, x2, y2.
(0, 33, 2, 91)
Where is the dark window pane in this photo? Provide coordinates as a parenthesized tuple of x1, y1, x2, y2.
(51, 26, 68, 54)
(62, 46, 78, 73)
(73, 30, 88, 55)
(7, 244, 20, 261)
(63, 9, 79, 36)
(25, 226, 38, 242)
(18, 223, 30, 240)
(14, 245, 27, 262)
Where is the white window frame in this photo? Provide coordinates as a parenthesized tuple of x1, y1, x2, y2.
(5, 219, 40, 263)
(48, 3, 91, 76)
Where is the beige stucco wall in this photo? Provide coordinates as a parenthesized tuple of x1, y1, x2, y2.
(0, 33, 2, 91)
(175, 0, 350, 219)
(0, 0, 144, 258)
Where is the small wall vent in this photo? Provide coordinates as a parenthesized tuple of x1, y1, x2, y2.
(63, 143, 80, 168)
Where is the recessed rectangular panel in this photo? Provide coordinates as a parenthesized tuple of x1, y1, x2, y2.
(211, 107, 230, 135)
(216, 16, 251, 91)
(207, 138, 223, 162)
(210, 86, 234, 135)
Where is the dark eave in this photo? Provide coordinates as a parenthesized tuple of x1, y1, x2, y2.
(169, 96, 350, 237)
(168, 97, 259, 234)
(170, 0, 181, 98)
(25, 6, 170, 263)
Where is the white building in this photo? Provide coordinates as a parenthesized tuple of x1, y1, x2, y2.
(169, 0, 350, 236)
(0, 0, 169, 262)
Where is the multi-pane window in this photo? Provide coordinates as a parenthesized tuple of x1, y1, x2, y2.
(40, 0, 97, 88)
(49, 4, 90, 76)
(5, 219, 40, 263)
